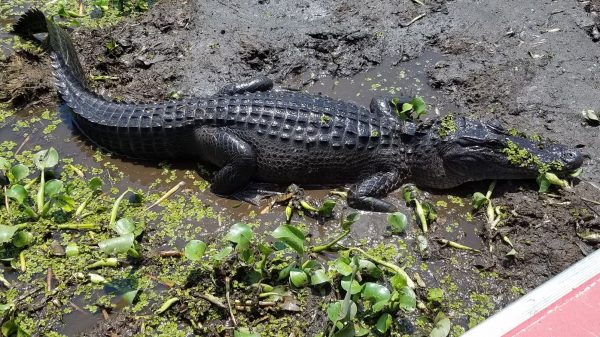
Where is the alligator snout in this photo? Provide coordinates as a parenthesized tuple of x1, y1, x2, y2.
(561, 149, 584, 171)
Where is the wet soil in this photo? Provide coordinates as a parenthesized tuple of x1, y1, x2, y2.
(1, 0, 600, 336)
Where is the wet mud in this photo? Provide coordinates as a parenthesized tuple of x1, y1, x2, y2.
(1, 0, 600, 335)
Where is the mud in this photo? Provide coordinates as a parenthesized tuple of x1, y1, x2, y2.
(1, 0, 600, 335)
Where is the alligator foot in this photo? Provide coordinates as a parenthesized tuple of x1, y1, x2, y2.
(218, 76, 274, 95)
(195, 127, 256, 195)
(370, 95, 411, 116)
(347, 171, 402, 213)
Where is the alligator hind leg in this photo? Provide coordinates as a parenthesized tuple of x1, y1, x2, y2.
(195, 127, 256, 195)
(370, 95, 411, 116)
(218, 76, 273, 95)
(347, 171, 402, 212)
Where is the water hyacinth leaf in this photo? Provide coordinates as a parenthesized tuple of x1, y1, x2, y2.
(341, 212, 360, 230)
(341, 275, 363, 295)
(272, 224, 305, 255)
(33, 148, 59, 170)
(277, 263, 296, 281)
(333, 323, 355, 337)
(7, 185, 27, 204)
(44, 179, 63, 198)
(65, 242, 79, 257)
(56, 195, 75, 212)
(387, 212, 408, 234)
(121, 289, 140, 305)
(376, 313, 392, 334)
(397, 286, 417, 312)
(362, 282, 391, 312)
(318, 199, 336, 217)
(423, 202, 438, 222)
(98, 234, 134, 255)
(471, 192, 488, 210)
(289, 269, 309, 287)
(184, 240, 206, 261)
(12, 231, 33, 248)
(334, 259, 353, 276)
(310, 269, 331, 285)
(226, 223, 253, 250)
(401, 103, 413, 113)
(326, 300, 357, 322)
(113, 218, 135, 236)
(213, 246, 233, 265)
(411, 96, 426, 116)
(429, 312, 451, 337)
(358, 259, 382, 278)
(88, 177, 103, 191)
(0, 225, 19, 244)
(9, 164, 29, 183)
(234, 328, 261, 337)
(0, 303, 13, 315)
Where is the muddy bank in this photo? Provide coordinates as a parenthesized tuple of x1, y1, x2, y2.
(1, 0, 599, 336)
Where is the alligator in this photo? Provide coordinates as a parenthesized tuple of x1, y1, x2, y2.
(12, 9, 584, 212)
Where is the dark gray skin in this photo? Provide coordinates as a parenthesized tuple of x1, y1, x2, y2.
(13, 9, 584, 212)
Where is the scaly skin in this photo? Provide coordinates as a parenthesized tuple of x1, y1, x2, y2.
(13, 9, 584, 212)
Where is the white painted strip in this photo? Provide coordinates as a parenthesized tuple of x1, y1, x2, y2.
(462, 248, 600, 337)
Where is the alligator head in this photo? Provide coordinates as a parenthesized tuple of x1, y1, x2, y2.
(407, 114, 583, 189)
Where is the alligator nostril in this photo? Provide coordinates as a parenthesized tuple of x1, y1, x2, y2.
(562, 150, 583, 168)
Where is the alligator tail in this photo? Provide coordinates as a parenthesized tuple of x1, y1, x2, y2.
(12, 8, 88, 94)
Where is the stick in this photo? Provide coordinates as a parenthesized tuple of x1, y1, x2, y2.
(146, 181, 185, 210)
(225, 277, 237, 326)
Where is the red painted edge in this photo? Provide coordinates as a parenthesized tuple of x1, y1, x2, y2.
(503, 273, 600, 337)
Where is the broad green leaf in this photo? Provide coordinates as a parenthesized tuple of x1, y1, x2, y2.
(33, 148, 59, 170)
(376, 313, 392, 333)
(65, 242, 79, 257)
(333, 323, 355, 337)
(387, 212, 408, 234)
(390, 273, 408, 290)
(56, 195, 75, 212)
(9, 164, 29, 183)
(44, 179, 63, 198)
(334, 259, 353, 276)
(397, 286, 417, 312)
(213, 246, 233, 264)
(0, 303, 13, 315)
(226, 223, 253, 250)
(184, 240, 206, 261)
(358, 259, 382, 279)
(410, 96, 426, 116)
(430, 312, 451, 337)
(537, 174, 551, 193)
(234, 328, 261, 337)
(401, 103, 413, 113)
(122, 289, 140, 305)
(0, 225, 19, 244)
(7, 185, 27, 204)
(310, 269, 331, 285)
(326, 300, 357, 322)
(272, 224, 305, 255)
(113, 218, 135, 235)
(471, 192, 488, 210)
(289, 269, 309, 287)
(277, 263, 295, 282)
(318, 199, 336, 217)
(98, 234, 134, 255)
(341, 212, 360, 231)
(341, 275, 363, 295)
(12, 231, 33, 248)
(88, 177, 103, 191)
(362, 282, 391, 312)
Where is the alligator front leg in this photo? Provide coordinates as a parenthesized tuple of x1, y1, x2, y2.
(218, 76, 273, 95)
(195, 127, 256, 195)
(370, 95, 411, 116)
(347, 171, 402, 213)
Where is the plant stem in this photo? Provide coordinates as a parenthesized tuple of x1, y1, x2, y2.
(110, 189, 131, 226)
(146, 181, 185, 210)
(75, 194, 93, 218)
(415, 200, 428, 232)
(4, 186, 10, 215)
(37, 170, 45, 214)
(56, 223, 100, 230)
(348, 247, 415, 288)
(311, 230, 350, 253)
(225, 277, 237, 326)
(19, 251, 26, 272)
